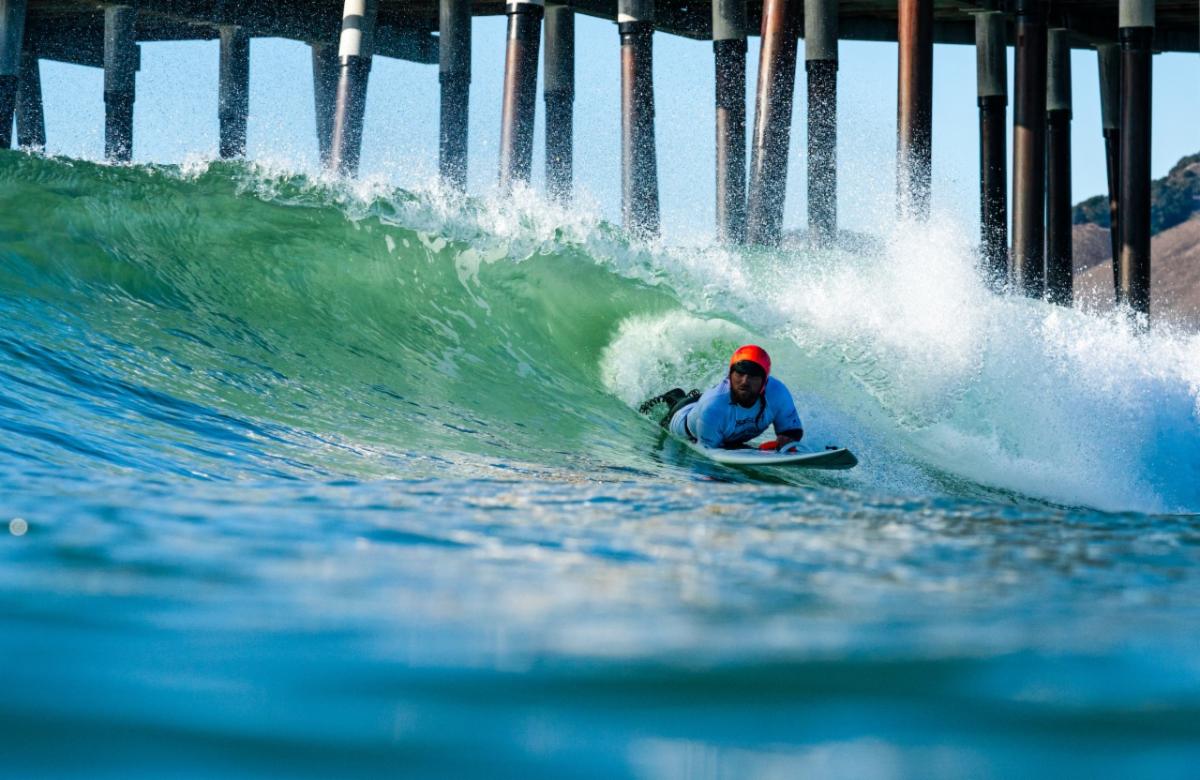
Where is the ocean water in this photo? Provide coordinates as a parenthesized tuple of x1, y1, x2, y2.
(2, 153, 1199, 778)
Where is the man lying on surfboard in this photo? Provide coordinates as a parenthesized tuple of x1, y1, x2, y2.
(639, 345, 805, 450)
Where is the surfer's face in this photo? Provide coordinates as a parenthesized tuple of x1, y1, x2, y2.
(729, 369, 764, 406)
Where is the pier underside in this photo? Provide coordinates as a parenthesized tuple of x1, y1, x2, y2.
(22, 1, 1199, 71)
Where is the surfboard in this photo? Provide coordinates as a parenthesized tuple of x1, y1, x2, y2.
(680, 439, 858, 470)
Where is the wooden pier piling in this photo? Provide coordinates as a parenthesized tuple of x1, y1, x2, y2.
(439, 0, 470, 190)
(103, 5, 137, 162)
(713, 0, 747, 244)
(805, 0, 838, 246)
(543, 2, 573, 202)
(1097, 43, 1121, 299)
(896, 0, 932, 221)
(16, 43, 43, 149)
(619, 0, 659, 238)
(1117, 0, 1153, 323)
(328, 0, 377, 176)
(1045, 26, 1072, 306)
(1011, 0, 1047, 297)
(975, 8, 1007, 289)
(746, 0, 798, 246)
(311, 44, 338, 166)
(0, 0, 25, 149)
(218, 27, 250, 159)
(498, 0, 542, 189)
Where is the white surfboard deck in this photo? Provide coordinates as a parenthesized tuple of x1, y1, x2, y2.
(680, 438, 858, 470)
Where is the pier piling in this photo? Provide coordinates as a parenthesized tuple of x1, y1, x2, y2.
(746, 0, 798, 246)
(328, 0, 378, 176)
(619, 0, 660, 238)
(896, 0, 933, 220)
(439, 0, 471, 190)
(1117, 0, 1153, 323)
(805, 0, 838, 246)
(0, 0, 25, 149)
(218, 27, 250, 159)
(16, 44, 43, 149)
(544, 2, 573, 202)
(498, 0, 543, 189)
(1045, 26, 1072, 306)
(1097, 43, 1120, 298)
(713, 0, 747, 244)
(103, 5, 137, 162)
(1011, 0, 1047, 297)
(310, 44, 338, 166)
(975, 8, 1007, 289)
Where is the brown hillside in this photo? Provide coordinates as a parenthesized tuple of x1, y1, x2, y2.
(1074, 215, 1200, 331)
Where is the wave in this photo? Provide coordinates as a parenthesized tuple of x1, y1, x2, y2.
(0, 152, 1197, 511)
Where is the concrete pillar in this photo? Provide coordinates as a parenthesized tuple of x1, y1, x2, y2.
(104, 6, 137, 162)
(311, 43, 338, 166)
(896, 0, 933, 220)
(976, 9, 1007, 289)
(498, 0, 543, 189)
(1045, 27, 1072, 306)
(805, 0, 838, 245)
(0, 0, 26, 149)
(713, 0, 747, 244)
(16, 45, 43, 149)
(1097, 43, 1120, 298)
(619, 0, 659, 238)
(1117, 0, 1153, 323)
(328, 0, 378, 176)
(1011, 0, 1047, 297)
(544, 3, 574, 202)
(746, 0, 799, 246)
(440, 0, 471, 190)
(218, 27, 250, 159)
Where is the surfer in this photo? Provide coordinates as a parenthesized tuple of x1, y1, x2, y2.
(639, 345, 805, 450)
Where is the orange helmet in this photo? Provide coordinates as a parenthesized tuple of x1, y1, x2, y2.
(729, 345, 771, 387)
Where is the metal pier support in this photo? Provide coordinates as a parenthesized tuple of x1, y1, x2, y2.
(544, 3, 574, 202)
(1045, 27, 1072, 306)
(896, 0, 933, 220)
(1097, 43, 1120, 297)
(1117, 0, 1153, 323)
(328, 0, 378, 176)
(746, 0, 798, 246)
(976, 8, 1007, 289)
(619, 0, 660, 238)
(218, 26, 250, 159)
(439, 0, 471, 190)
(0, 0, 26, 149)
(310, 44, 338, 166)
(1011, 0, 1047, 297)
(713, 0, 747, 244)
(104, 6, 137, 162)
(805, 0, 838, 246)
(498, 0, 543, 189)
(16, 43, 43, 149)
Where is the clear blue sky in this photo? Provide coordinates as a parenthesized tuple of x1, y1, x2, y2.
(37, 13, 1199, 240)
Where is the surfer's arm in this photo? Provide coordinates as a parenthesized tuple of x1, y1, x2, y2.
(774, 428, 804, 447)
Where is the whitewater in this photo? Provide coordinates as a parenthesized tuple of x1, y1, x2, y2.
(2, 152, 1199, 777)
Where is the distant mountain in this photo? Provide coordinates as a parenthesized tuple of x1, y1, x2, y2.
(1073, 151, 1200, 234)
(1075, 215, 1200, 330)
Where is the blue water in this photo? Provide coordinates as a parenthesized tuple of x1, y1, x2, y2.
(2, 154, 1199, 778)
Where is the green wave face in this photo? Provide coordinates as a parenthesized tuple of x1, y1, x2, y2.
(0, 155, 706, 479)
(2, 153, 1199, 511)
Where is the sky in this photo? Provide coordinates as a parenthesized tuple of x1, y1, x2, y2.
(35, 12, 1199, 241)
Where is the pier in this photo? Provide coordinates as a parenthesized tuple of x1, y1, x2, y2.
(0, 1, 1195, 322)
